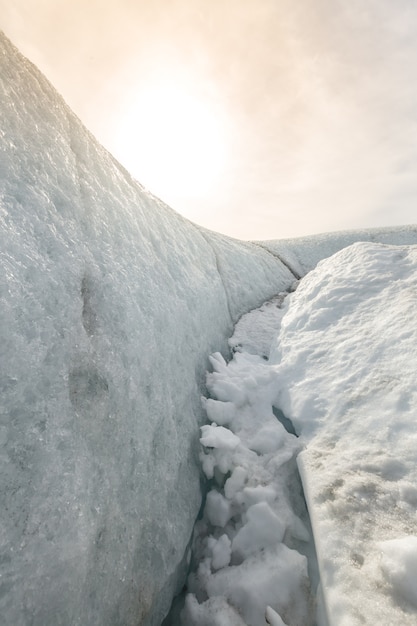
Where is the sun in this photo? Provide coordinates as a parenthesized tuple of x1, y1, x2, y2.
(111, 76, 230, 209)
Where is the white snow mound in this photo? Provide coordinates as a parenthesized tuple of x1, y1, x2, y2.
(271, 241, 417, 625)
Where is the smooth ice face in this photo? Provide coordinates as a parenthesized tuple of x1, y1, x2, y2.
(260, 226, 417, 277)
(271, 242, 417, 625)
(0, 33, 295, 626)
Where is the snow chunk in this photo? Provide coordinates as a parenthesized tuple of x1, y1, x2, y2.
(205, 545, 311, 626)
(182, 594, 247, 626)
(248, 421, 288, 454)
(208, 534, 232, 571)
(241, 485, 277, 507)
(204, 399, 238, 427)
(379, 536, 417, 607)
(265, 605, 288, 626)
(224, 466, 247, 500)
(200, 424, 241, 450)
(205, 490, 233, 528)
(232, 502, 286, 560)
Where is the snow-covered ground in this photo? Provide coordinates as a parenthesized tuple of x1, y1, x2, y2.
(272, 242, 417, 625)
(183, 242, 417, 626)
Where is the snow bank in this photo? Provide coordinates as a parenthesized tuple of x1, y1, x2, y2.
(0, 32, 294, 626)
(271, 242, 417, 625)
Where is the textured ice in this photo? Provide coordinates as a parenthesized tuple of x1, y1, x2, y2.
(0, 32, 294, 626)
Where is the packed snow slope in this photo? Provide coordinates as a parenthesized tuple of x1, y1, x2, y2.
(1, 30, 417, 626)
(271, 242, 417, 625)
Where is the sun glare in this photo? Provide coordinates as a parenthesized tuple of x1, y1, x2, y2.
(112, 78, 230, 208)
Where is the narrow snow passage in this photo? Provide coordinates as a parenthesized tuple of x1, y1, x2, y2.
(178, 293, 320, 626)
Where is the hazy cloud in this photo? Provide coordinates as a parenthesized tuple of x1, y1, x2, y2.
(1, 0, 417, 238)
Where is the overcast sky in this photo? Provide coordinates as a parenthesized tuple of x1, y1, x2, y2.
(1, 0, 417, 240)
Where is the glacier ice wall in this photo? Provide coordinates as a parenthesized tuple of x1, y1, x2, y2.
(0, 32, 294, 626)
(260, 225, 417, 277)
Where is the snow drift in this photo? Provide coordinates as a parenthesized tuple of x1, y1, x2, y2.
(271, 242, 417, 625)
(1, 30, 417, 626)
